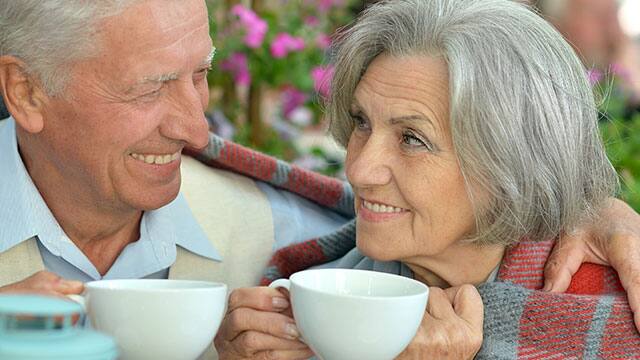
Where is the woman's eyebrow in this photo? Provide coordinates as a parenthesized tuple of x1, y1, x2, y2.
(390, 115, 433, 126)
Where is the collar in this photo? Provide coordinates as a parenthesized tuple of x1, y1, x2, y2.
(0, 118, 221, 270)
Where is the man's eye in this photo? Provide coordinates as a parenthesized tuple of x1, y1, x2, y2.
(197, 67, 211, 76)
(134, 88, 162, 102)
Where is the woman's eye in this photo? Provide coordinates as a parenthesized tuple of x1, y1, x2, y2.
(402, 131, 434, 151)
(351, 113, 370, 131)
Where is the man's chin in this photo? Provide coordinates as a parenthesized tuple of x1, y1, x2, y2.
(129, 186, 181, 211)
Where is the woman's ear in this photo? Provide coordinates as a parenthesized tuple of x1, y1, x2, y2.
(0, 56, 47, 133)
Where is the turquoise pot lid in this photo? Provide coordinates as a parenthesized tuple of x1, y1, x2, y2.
(0, 295, 118, 360)
(0, 294, 82, 316)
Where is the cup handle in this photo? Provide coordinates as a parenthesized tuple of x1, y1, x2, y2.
(268, 279, 291, 291)
(66, 294, 86, 311)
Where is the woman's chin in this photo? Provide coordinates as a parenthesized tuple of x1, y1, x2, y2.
(356, 239, 398, 262)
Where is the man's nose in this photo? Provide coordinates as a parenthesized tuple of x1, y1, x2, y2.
(161, 82, 210, 150)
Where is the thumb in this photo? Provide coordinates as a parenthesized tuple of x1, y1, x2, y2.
(446, 284, 483, 329)
(543, 232, 587, 292)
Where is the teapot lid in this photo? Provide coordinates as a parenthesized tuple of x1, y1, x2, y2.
(0, 295, 118, 360)
(0, 294, 82, 317)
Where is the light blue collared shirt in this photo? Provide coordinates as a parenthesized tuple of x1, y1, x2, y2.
(0, 118, 221, 282)
(0, 117, 348, 282)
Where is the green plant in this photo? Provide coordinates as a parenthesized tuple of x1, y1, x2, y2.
(600, 112, 640, 211)
(598, 74, 640, 211)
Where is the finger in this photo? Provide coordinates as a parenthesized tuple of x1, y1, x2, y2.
(445, 285, 483, 329)
(231, 331, 311, 356)
(254, 349, 316, 360)
(227, 287, 290, 314)
(52, 280, 84, 295)
(426, 287, 456, 320)
(604, 233, 640, 331)
(219, 307, 300, 341)
(543, 232, 587, 292)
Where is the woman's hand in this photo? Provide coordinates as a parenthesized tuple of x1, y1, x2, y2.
(397, 284, 483, 360)
(543, 198, 640, 330)
(214, 287, 314, 360)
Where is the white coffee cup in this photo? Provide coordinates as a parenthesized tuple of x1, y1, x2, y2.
(270, 269, 429, 360)
(69, 279, 227, 360)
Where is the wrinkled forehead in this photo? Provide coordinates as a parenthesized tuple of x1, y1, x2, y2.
(97, 0, 210, 53)
(354, 53, 451, 130)
(82, 0, 212, 85)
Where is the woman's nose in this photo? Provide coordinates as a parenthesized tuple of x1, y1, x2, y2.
(346, 136, 393, 188)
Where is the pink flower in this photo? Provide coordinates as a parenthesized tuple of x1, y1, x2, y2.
(311, 65, 334, 97)
(610, 62, 631, 84)
(270, 33, 305, 58)
(315, 33, 331, 50)
(587, 68, 603, 85)
(231, 4, 268, 48)
(304, 16, 320, 26)
(221, 52, 251, 86)
(306, 0, 345, 12)
(281, 86, 308, 117)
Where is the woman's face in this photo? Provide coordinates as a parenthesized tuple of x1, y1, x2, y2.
(346, 54, 479, 264)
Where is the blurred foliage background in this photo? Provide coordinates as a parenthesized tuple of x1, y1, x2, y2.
(597, 75, 640, 211)
(204, 0, 367, 177)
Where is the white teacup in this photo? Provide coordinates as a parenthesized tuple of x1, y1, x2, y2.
(70, 279, 227, 360)
(270, 269, 429, 360)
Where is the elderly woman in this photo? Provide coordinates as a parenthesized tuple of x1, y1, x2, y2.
(210, 0, 640, 358)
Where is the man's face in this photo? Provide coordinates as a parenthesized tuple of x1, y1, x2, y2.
(557, 0, 623, 69)
(33, 0, 212, 212)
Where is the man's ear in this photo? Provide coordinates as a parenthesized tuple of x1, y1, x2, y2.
(0, 56, 48, 133)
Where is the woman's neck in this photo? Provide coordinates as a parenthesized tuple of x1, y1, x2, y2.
(403, 242, 506, 288)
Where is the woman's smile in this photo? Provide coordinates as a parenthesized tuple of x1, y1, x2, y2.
(358, 197, 409, 222)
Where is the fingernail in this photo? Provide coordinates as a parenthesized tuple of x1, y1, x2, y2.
(284, 323, 300, 339)
(272, 297, 289, 309)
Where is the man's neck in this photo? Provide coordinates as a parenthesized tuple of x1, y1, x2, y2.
(404, 242, 506, 288)
(18, 138, 143, 276)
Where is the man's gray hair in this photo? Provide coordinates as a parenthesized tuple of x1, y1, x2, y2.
(0, 1, 135, 95)
(327, 0, 619, 246)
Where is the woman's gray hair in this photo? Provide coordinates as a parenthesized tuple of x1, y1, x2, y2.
(327, 0, 619, 246)
(0, 1, 135, 96)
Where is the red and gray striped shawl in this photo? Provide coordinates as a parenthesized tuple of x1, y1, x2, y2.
(187, 133, 640, 359)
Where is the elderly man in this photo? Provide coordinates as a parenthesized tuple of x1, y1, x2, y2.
(1, 0, 640, 359)
(0, 0, 348, 302)
(537, 0, 640, 103)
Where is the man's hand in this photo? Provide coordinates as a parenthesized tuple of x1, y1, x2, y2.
(397, 284, 483, 360)
(215, 287, 314, 360)
(0, 271, 84, 297)
(544, 198, 640, 330)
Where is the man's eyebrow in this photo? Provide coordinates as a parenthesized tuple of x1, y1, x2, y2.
(133, 46, 216, 86)
(199, 46, 216, 67)
(142, 72, 180, 83)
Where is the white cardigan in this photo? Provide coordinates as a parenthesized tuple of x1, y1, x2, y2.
(0, 155, 277, 360)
